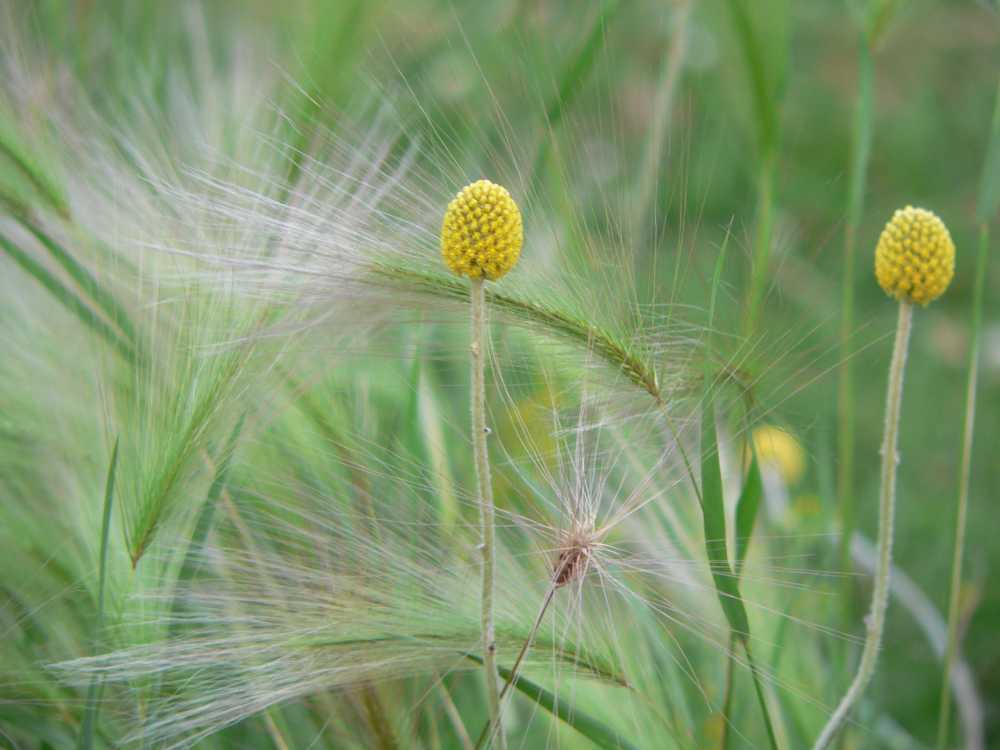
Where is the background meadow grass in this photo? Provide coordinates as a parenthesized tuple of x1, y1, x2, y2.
(1, 0, 999, 748)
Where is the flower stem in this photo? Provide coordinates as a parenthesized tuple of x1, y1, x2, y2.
(936, 223, 990, 749)
(470, 277, 505, 749)
(813, 301, 912, 750)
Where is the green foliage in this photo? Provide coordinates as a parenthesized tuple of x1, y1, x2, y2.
(1, 1, 996, 748)
(78, 438, 119, 750)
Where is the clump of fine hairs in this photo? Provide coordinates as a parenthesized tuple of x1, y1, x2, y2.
(0, 3, 994, 750)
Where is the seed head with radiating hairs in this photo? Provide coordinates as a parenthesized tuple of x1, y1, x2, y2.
(874, 206, 955, 305)
(441, 179, 523, 280)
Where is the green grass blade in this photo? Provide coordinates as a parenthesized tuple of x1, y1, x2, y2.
(724, 0, 778, 156)
(937, 77, 999, 747)
(0, 126, 69, 217)
(174, 415, 246, 598)
(279, 0, 368, 197)
(0, 232, 137, 362)
(466, 654, 639, 750)
(532, 0, 622, 176)
(702, 222, 750, 633)
(699, 407, 749, 638)
(867, 0, 906, 48)
(543, 0, 620, 133)
(975, 78, 1000, 225)
(837, 32, 874, 608)
(744, 643, 779, 750)
(78, 438, 120, 750)
(15, 216, 139, 348)
(735, 453, 763, 575)
(724, 0, 787, 332)
(702, 224, 776, 745)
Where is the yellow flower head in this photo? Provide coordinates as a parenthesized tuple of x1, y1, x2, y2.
(752, 426, 805, 485)
(441, 179, 523, 281)
(874, 206, 955, 305)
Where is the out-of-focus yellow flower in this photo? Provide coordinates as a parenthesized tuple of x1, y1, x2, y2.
(792, 494, 823, 518)
(875, 206, 955, 305)
(441, 179, 523, 280)
(752, 426, 805, 485)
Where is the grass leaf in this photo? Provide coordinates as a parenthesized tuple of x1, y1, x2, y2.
(531, 0, 622, 176)
(975, 78, 1000, 225)
(735, 453, 763, 575)
(0, 125, 69, 216)
(173, 415, 246, 601)
(466, 654, 640, 750)
(699, 407, 749, 637)
(77, 438, 120, 750)
(0, 232, 137, 362)
(15, 216, 140, 350)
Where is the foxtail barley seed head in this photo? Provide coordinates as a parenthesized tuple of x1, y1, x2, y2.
(874, 206, 955, 305)
(441, 179, 523, 280)
(553, 534, 593, 587)
(752, 426, 805, 485)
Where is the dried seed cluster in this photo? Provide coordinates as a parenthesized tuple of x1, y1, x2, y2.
(441, 179, 523, 281)
(553, 540, 591, 587)
(875, 206, 955, 305)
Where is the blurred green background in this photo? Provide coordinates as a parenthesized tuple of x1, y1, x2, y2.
(4, 0, 1000, 746)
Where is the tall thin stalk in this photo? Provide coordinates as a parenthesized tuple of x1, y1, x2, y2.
(937, 77, 1000, 748)
(936, 224, 989, 750)
(745, 153, 776, 334)
(814, 302, 912, 750)
(724, 0, 786, 334)
(837, 34, 874, 590)
(470, 277, 505, 750)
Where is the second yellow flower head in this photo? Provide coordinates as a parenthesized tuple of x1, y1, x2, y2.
(874, 206, 955, 305)
(441, 179, 523, 281)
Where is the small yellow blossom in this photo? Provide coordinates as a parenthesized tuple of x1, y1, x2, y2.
(875, 206, 955, 305)
(752, 426, 805, 485)
(441, 179, 523, 280)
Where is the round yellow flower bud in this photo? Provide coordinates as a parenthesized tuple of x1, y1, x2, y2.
(441, 179, 523, 281)
(752, 426, 805, 485)
(874, 206, 955, 305)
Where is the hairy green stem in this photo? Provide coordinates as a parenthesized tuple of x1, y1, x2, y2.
(814, 302, 912, 750)
(470, 278, 505, 749)
(936, 224, 990, 749)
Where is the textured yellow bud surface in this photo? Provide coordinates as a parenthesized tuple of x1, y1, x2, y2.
(441, 179, 523, 281)
(874, 206, 955, 305)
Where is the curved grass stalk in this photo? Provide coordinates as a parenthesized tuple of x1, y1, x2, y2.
(813, 302, 912, 750)
(372, 263, 750, 407)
